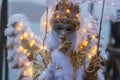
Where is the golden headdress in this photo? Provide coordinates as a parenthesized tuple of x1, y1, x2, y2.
(50, 0, 80, 30)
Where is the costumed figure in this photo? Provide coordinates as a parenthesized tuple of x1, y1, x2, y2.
(5, 0, 107, 80)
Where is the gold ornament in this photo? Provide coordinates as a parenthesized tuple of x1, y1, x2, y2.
(33, 50, 53, 80)
(39, 50, 53, 68)
(50, 0, 80, 29)
(68, 51, 86, 71)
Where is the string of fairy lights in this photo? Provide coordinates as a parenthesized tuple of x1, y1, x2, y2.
(14, 22, 47, 79)
(41, 0, 99, 61)
(15, 18, 98, 79)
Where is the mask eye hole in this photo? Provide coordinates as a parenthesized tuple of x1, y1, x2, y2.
(66, 26, 75, 33)
(54, 24, 64, 31)
(56, 27, 63, 31)
(66, 28, 73, 32)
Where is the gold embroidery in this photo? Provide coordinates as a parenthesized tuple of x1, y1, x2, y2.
(39, 50, 53, 68)
(68, 51, 86, 71)
(33, 50, 52, 80)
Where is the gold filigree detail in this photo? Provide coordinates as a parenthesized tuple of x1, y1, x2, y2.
(39, 50, 53, 68)
(68, 51, 86, 71)
(85, 55, 102, 74)
(33, 50, 52, 80)
(50, 0, 80, 28)
(21, 39, 39, 55)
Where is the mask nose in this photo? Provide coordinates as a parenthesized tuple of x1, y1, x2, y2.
(60, 35, 66, 43)
(61, 30, 67, 36)
(60, 30, 67, 43)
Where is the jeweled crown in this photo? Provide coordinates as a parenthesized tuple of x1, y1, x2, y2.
(50, 0, 80, 29)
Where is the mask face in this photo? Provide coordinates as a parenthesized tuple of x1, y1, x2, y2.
(52, 23, 76, 43)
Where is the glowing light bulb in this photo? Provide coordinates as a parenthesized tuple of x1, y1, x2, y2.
(23, 32, 28, 38)
(83, 41, 88, 46)
(40, 45, 44, 50)
(30, 43, 33, 47)
(20, 35, 24, 40)
(80, 46, 83, 49)
(31, 39, 35, 44)
(23, 49, 27, 54)
(92, 34, 96, 39)
(25, 62, 30, 67)
(19, 46, 24, 52)
(66, 9, 70, 13)
(30, 33, 34, 38)
(44, 46, 47, 50)
(29, 39, 35, 47)
(16, 27, 21, 31)
(16, 22, 23, 31)
(18, 22, 23, 27)
(27, 53, 31, 56)
(56, 15, 59, 18)
(82, 28, 87, 33)
(76, 14, 79, 17)
(92, 46, 97, 54)
(88, 54, 92, 60)
(28, 67, 32, 77)
(40, 45, 47, 50)
(23, 67, 32, 77)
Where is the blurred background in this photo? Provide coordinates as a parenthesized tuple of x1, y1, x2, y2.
(0, 0, 120, 80)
